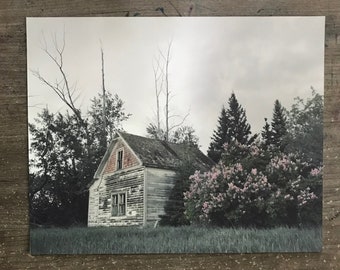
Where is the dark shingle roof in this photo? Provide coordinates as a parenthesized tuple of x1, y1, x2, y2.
(91, 132, 215, 183)
(120, 132, 215, 171)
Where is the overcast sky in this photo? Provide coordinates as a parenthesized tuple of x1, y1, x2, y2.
(27, 17, 324, 153)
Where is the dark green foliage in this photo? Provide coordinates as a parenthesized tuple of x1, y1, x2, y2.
(171, 126, 199, 147)
(285, 88, 323, 166)
(261, 100, 288, 152)
(146, 123, 166, 140)
(186, 89, 323, 229)
(29, 93, 130, 227)
(159, 148, 198, 226)
(208, 93, 255, 163)
(220, 140, 270, 174)
(207, 107, 229, 162)
(227, 93, 252, 145)
(146, 124, 199, 147)
(29, 110, 91, 226)
(271, 100, 288, 151)
(261, 118, 271, 148)
(88, 92, 131, 166)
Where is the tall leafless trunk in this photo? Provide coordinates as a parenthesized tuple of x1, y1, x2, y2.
(101, 46, 107, 148)
(159, 41, 172, 141)
(164, 43, 170, 141)
(153, 54, 164, 135)
(150, 41, 190, 142)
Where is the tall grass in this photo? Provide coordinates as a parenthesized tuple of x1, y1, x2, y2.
(30, 226, 322, 254)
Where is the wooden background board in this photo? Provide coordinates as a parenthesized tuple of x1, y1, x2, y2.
(0, 0, 339, 269)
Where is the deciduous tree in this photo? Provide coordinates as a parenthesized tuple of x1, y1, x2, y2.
(29, 32, 130, 226)
(285, 88, 323, 166)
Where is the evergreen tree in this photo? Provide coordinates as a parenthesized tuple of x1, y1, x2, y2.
(207, 107, 229, 162)
(261, 100, 287, 152)
(208, 93, 254, 163)
(271, 100, 287, 151)
(227, 93, 252, 144)
(261, 117, 272, 147)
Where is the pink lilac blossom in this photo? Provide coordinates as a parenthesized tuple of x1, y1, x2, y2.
(297, 189, 318, 207)
(185, 151, 303, 223)
(235, 163, 243, 172)
(310, 168, 321, 176)
(250, 145, 260, 156)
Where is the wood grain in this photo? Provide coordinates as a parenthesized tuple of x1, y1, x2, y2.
(0, 0, 339, 269)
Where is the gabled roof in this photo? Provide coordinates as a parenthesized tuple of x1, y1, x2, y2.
(121, 132, 215, 170)
(92, 132, 215, 181)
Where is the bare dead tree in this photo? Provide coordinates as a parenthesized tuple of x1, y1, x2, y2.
(149, 41, 190, 142)
(31, 31, 83, 125)
(163, 42, 171, 141)
(100, 45, 107, 149)
(152, 54, 164, 134)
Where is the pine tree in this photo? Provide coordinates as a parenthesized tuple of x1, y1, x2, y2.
(261, 100, 287, 152)
(207, 106, 229, 162)
(261, 117, 272, 147)
(208, 93, 254, 163)
(227, 93, 252, 145)
(270, 100, 287, 151)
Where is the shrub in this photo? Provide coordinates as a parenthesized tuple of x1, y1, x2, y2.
(159, 157, 197, 226)
(184, 141, 322, 228)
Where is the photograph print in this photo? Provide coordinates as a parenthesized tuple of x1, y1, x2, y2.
(27, 16, 324, 254)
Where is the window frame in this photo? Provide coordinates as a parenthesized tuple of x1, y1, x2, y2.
(111, 192, 127, 217)
(116, 148, 124, 170)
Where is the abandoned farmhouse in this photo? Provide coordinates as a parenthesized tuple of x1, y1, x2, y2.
(88, 132, 214, 227)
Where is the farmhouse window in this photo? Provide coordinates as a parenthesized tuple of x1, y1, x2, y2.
(117, 149, 123, 170)
(111, 192, 126, 216)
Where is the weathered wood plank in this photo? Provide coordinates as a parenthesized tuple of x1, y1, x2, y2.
(145, 167, 177, 222)
(1, 0, 340, 269)
(89, 167, 145, 226)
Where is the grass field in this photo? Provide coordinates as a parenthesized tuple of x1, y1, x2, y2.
(30, 225, 322, 254)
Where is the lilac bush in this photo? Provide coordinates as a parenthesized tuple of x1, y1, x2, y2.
(184, 141, 322, 227)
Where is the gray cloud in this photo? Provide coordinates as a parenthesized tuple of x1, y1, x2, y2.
(27, 17, 324, 153)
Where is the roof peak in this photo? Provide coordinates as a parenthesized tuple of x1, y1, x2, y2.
(118, 131, 197, 148)
(117, 131, 215, 171)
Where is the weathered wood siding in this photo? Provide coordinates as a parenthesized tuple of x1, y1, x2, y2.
(88, 181, 100, 226)
(88, 167, 145, 227)
(145, 167, 177, 225)
(103, 138, 140, 174)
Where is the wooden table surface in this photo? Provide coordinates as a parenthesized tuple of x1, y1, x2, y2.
(0, 1, 339, 269)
